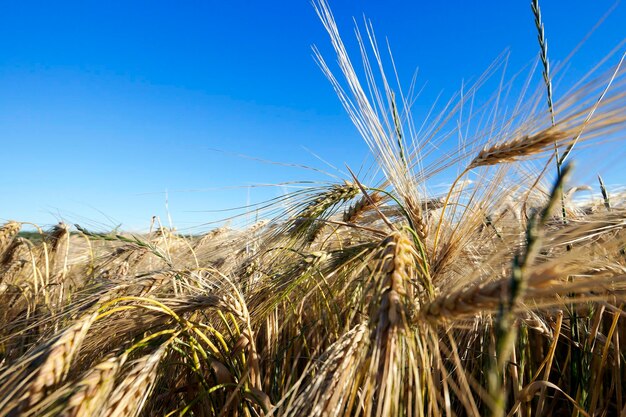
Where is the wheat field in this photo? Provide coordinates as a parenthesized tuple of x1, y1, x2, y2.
(2, 1, 626, 416)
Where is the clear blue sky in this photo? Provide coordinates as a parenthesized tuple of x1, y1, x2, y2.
(1, 1, 625, 232)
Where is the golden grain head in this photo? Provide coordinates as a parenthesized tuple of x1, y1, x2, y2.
(2, 1, 626, 416)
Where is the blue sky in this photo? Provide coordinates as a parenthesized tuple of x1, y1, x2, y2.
(1, 1, 625, 232)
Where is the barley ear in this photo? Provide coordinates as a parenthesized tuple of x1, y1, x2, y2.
(2, 313, 99, 415)
(58, 354, 126, 417)
(0, 221, 21, 260)
(598, 174, 611, 211)
(102, 345, 169, 417)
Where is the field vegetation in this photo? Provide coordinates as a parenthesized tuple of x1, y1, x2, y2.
(2, 1, 626, 416)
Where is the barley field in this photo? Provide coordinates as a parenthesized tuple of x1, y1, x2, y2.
(2, 1, 626, 416)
